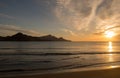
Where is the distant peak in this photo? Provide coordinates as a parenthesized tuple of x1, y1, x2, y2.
(47, 34, 53, 36)
(44, 34, 56, 38)
(15, 32, 24, 35)
(59, 37, 63, 39)
(11, 32, 28, 37)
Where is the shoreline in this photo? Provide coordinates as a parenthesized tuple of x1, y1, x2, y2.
(3, 67, 120, 78)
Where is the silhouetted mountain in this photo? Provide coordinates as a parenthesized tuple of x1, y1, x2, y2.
(0, 32, 70, 41)
(0, 36, 4, 41)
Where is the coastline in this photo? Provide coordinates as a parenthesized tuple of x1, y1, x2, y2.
(3, 67, 120, 78)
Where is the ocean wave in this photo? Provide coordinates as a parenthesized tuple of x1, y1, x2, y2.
(0, 52, 120, 56)
(1, 61, 120, 73)
(0, 47, 82, 50)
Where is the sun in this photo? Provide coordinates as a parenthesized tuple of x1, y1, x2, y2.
(105, 31, 115, 38)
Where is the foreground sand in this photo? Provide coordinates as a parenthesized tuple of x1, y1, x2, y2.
(3, 67, 120, 78)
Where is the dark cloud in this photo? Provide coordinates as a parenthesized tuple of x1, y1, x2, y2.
(93, 32, 104, 35)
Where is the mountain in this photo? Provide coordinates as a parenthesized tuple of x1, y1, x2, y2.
(0, 36, 4, 41)
(0, 32, 70, 41)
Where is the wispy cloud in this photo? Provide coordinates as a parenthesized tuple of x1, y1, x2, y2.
(0, 13, 16, 19)
(54, 0, 120, 35)
(62, 29, 78, 37)
(94, 25, 120, 36)
(0, 24, 42, 36)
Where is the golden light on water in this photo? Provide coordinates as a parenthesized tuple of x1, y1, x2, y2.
(107, 42, 119, 68)
(109, 65, 119, 68)
(108, 42, 113, 62)
(108, 42, 113, 52)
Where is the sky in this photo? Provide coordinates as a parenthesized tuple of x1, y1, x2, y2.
(0, 0, 120, 41)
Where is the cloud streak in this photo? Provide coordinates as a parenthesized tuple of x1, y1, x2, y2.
(0, 13, 16, 19)
(62, 29, 78, 37)
(0, 24, 41, 36)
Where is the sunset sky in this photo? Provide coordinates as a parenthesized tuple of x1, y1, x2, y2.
(0, 0, 120, 41)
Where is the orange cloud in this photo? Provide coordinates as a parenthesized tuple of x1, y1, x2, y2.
(55, 0, 120, 36)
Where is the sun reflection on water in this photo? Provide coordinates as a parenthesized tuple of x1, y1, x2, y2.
(107, 42, 118, 68)
(108, 41, 113, 52)
(109, 65, 119, 68)
(108, 41, 113, 62)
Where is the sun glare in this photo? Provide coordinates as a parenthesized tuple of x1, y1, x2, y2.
(105, 31, 115, 38)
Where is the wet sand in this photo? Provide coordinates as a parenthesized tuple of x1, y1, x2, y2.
(3, 67, 120, 78)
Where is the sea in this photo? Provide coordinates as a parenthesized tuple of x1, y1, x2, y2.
(0, 41, 120, 77)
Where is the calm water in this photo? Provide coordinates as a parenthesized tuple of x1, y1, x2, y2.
(0, 41, 120, 77)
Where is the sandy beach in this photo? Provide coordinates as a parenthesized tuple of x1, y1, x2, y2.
(3, 67, 120, 78)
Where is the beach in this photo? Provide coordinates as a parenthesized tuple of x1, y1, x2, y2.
(3, 67, 120, 78)
(1, 0, 120, 77)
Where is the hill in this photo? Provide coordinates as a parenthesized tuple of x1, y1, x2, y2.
(0, 32, 70, 41)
